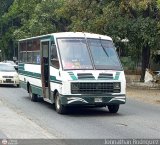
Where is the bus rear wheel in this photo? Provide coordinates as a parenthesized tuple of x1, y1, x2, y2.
(108, 105, 119, 113)
(55, 92, 66, 114)
(29, 85, 38, 102)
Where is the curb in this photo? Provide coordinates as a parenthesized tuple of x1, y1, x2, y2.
(0, 99, 55, 139)
(127, 83, 160, 90)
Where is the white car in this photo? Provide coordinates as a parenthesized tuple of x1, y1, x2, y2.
(0, 63, 19, 87)
(3, 60, 18, 70)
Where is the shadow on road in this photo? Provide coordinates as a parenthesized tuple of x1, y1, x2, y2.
(65, 107, 123, 117)
(0, 84, 18, 88)
(23, 95, 124, 117)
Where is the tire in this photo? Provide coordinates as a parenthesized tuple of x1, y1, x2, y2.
(108, 105, 119, 113)
(55, 92, 66, 114)
(16, 84, 20, 88)
(29, 85, 38, 102)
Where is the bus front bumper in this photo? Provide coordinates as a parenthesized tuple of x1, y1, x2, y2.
(60, 94, 126, 106)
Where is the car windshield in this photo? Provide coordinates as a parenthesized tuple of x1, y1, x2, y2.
(0, 64, 16, 72)
(5, 61, 15, 65)
(58, 38, 93, 70)
(88, 39, 122, 70)
(57, 38, 122, 70)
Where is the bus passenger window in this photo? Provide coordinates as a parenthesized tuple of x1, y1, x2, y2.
(51, 44, 59, 68)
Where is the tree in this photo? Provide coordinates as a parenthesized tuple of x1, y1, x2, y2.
(57, 0, 107, 33)
(0, 0, 14, 60)
(102, 0, 160, 81)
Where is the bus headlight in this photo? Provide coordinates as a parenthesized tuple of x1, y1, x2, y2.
(114, 82, 120, 89)
(113, 82, 121, 93)
(71, 83, 79, 94)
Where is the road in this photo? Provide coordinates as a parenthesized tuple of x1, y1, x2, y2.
(0, 86, 160, 139)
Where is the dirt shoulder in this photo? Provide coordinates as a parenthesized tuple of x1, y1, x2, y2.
(127, 87, 160, 105)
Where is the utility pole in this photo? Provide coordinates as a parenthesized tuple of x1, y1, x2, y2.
(0, 43, 1, 61)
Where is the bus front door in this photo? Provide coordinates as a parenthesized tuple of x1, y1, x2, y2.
(41, 41, 50, 100)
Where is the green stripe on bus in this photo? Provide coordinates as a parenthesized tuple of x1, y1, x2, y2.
(20, 80, 43, 96)
(18, 63, 25, 70)
(19, 63, 24, 66)
(19, 70, 62, 83)
(68, 72, 77, 80)
(70, 75, 77, 80)
(50, 76, 56, 80)
(31, 84, 43, 96)
(50, 76, 62, 84)
(19, 70, 41, 79)
(50, 80, 62, 84)
(40, 35, 54, 41)
(68, 72, 74, 74)
(114, 72, 120, 80)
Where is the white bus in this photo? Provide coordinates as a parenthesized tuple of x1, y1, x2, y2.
(18, 32, 126, 114)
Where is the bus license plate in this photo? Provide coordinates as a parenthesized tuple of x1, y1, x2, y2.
(95, 98, 102, 103)
(6, 79, 11, 83)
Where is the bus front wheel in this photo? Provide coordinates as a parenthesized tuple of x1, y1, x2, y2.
(108, 105, 119, 113)
(29, 85, 38, 102)
(55, 92, 66, 114)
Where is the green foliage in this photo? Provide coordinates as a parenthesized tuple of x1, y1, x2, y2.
(121, 57, 136, 70)
(58, 0, 107, 33)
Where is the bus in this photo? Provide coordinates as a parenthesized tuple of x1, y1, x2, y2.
(18, 32, 126, 114)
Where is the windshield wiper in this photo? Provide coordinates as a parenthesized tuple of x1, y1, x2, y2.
(99, 37, 109, 57)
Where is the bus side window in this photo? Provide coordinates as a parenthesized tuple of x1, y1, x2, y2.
(51, 44, 59, 68)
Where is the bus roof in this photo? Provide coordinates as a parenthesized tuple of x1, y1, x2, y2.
(18, 32, 112, 41)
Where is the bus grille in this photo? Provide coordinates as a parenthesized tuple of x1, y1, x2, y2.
(3, 76, 13, 78)
(71, 82, 121, 94)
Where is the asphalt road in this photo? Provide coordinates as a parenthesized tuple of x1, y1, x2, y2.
(0, 86, 160, 139)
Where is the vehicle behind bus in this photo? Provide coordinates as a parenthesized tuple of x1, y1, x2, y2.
(18, 32, 126, 114)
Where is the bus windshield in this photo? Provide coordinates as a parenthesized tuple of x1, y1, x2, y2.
(88, 39, 122, 70)
(58, 38, 93, 70)
(57, 38, 122, 70)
